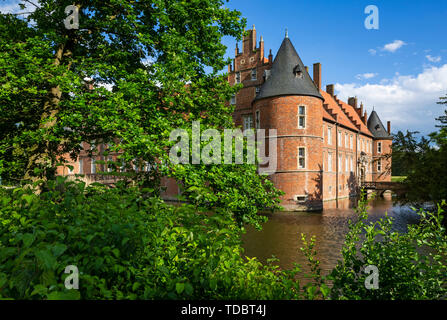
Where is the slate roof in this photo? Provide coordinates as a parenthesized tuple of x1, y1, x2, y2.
(367, 110, 392, 139)
(256, 37, 323, 101)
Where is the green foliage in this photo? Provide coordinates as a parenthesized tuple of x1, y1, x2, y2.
(0, 179, 299, 300)
(391, 94, 447, 206)
(329, 193, 447, 300)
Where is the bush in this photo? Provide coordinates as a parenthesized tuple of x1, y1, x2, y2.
(0, 178, 303, 300)
(328, 194, 447, 300)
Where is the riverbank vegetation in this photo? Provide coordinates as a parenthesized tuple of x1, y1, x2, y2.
(1, 182, 446, 300)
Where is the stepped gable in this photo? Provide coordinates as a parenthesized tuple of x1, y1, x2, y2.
(338, 100, 373, 137)
(256, 36, 323, 101)
(320, 91, 359, 132)
(367, 110, 393, 139)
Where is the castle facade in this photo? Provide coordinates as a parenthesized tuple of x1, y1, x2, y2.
(227, 27, 392, 211)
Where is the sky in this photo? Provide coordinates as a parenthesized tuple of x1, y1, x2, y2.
(1, 0, 447, 135)
(221, 0, 447, 135)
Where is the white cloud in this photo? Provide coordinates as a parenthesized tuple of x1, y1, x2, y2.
(426, 55, 441, 63)
(382, 40, 406, 53)
(356, 73, 378, 80)
(335, 64, 447, 135)
(368, 49, 377, 56)
(0, 0, 36, 16)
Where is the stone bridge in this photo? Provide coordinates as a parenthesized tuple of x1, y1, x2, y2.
(361, 181, 406, 196)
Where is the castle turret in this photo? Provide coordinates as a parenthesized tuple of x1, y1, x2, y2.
(254, 35, 324, 211)
(367, 111, 393, 182)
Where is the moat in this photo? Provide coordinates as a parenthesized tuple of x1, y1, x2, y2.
(242, 195, 421, 276)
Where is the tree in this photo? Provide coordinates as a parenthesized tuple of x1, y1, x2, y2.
(0, 1, 281, 224)
(391, 93, 447, 208)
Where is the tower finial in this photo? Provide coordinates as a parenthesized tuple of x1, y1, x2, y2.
(285, 28, 288, 38)
(252, 24, 255, 30)
(260, 35, 264, 42)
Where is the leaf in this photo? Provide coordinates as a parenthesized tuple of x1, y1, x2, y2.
(175, 282, 184, 294)
(22, 233, 35, 247)
(184, 282, 193, 295)
(35, 250, 57, 270)
(52, 243, 67, 257)
(47, 290, 81, 300)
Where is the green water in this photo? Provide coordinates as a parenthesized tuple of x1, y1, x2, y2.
(242, 195, 420, 275)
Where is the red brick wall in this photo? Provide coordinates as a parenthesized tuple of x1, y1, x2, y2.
(254, 95, 324, 211)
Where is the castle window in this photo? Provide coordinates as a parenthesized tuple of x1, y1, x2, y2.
(108, 157, 113, 172)
(295, 195, 307, 203)
(298, 147, 306, 169)
(329, 185, 332, 193)
(255, 86, 260, 95)
(377, 160, 382, 172)
(350, 156, 353, 173)
(230, 94, 236, 105)
(91, 158, 96, 174)
(255, 110, 260, 129)
(328, 127, 332, 145)
(378, 142, 382, 153)
(79, 159, 83, 174)
(235, 72, 241, 84)
(251, 68, 257, 81)
(350, 135, 353, 149)
(345, 133, 348, 148)
(339, 155, 343, 171)
(242, 115, 253, 130)
(298, 106, 306, 129)
(328, 153, 332, 172)
(345, 157, 348, 173)
(338, 131, 342, 146)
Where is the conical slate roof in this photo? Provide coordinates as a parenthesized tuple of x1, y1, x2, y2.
(367, 110, 392, 139)
(256, 37, 323, 101)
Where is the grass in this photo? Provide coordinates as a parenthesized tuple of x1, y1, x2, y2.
(391, 176, 407, 182)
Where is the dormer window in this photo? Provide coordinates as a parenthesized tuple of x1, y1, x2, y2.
(293, 65, 303, 78)
(263, 70, 271, 81)
(251, 68, 257, 81)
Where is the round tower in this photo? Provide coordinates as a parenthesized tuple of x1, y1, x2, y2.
(253, 35, 324, 211)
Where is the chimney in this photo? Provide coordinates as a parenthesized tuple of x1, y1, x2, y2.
(348, 97, 358, 109)
(228, 64, 232, 73)
(326, 84, 334, 96)
(268, 49, 273, 65)
(313, 63, 321, 90)
(259, 36, 264, 62)
(387, 121, 391, 134)
(363, 110, 367, 124)
(305, 66, 309, 73)
(242, 26, 256, 53)
(358, 102, 364, 117)
(235, 43, 239, 56)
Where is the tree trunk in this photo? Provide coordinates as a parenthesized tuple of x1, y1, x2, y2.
(24, 39, 73, 187)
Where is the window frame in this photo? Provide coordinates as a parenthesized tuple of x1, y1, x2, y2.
(298, 105, 306, 129)
(298, 147, 306, 169)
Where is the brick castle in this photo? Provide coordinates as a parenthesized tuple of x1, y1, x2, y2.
(227, 26, 392, 211)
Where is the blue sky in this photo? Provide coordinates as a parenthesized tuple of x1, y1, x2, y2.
(1, 0, 447, 135)
(222, 0, 447, 135)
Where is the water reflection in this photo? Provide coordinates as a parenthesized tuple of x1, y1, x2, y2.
(242, 194, 421, 276)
